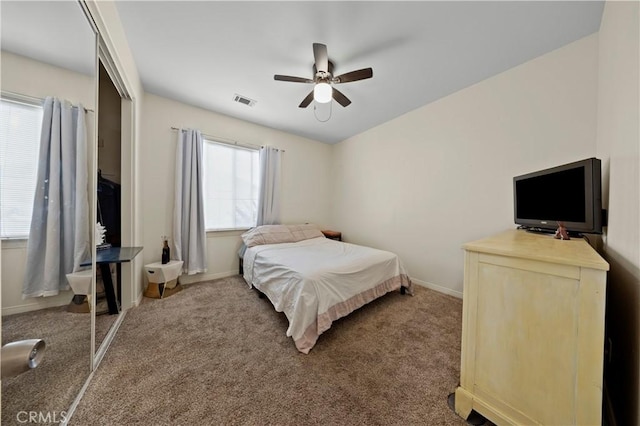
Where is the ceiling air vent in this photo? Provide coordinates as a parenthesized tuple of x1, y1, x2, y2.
(233, 94, 256, 107)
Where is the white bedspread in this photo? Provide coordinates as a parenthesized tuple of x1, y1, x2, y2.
(243, 237, 412, 353)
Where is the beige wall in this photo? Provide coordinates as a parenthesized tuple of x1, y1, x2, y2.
(0, 52, 95, 315)
(0, 51, 95, 106)
(331, 34, 599, 297)
(595, 2, 640, 425)
(140, 93, 333, 284)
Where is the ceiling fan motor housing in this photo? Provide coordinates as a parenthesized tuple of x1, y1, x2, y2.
(274, 43, 372, 108)
(313, 61, 334, 81)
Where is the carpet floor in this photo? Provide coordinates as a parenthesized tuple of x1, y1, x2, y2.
(2, 301, 119, 426)
(70, 276, 470, 425)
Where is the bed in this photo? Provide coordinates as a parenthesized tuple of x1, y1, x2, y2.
(241, 225, 413, 354)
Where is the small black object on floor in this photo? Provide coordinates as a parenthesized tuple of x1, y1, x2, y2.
(447, 392, 491, 426)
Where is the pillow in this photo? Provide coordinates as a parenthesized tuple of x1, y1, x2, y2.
(287, 224, 324, 242)
(241, 224, 323, 247)
(241, 225, 294, 247)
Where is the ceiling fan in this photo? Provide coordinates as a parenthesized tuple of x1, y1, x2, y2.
(274, 43, 373, 108)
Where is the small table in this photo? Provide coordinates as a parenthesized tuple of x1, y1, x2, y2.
(321, 230, 342, 241)
(81, 246, 143, 315)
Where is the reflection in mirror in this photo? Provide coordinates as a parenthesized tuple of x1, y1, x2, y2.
(92, 44, 138, 366)
(1, 1, 96, 423)
(94, 61, 123, 353)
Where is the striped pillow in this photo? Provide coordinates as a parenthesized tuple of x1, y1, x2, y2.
(241, 224, 323, 247)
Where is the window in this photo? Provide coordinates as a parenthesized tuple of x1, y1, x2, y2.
(0, 98, 43, 238)
(202, 139, 259, 231)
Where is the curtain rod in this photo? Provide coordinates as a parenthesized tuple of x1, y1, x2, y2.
(170, 127, 284, 152)
(0, 90, 94, 113)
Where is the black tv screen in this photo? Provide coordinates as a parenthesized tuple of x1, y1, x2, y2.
(513, 158, 602, 234)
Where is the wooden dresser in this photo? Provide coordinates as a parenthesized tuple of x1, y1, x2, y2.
(455, 230, 609, 425)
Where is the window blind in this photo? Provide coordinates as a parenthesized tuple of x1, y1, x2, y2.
(0, 99, 43, 238)
(202, 139, 259, 230)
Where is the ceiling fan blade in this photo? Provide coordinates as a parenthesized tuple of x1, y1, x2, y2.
(274, 75, 314, 83)
(298, 90, 314, 108)
(313, 43, 329, 73)
(333, 68, 373, 84)
(332, 87, 352, 107)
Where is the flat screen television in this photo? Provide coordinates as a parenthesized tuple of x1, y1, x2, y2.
(513, 157, 603, 235)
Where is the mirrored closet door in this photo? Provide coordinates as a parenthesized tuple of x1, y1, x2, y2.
(92, 38, 136, 367)
(1, 1, 97, 423)
(94, 60, 123, 354)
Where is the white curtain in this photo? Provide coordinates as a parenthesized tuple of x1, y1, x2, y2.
(23, 97, 89, 298)
(173, 129, 207, 275)
(256, 146, 282, 226)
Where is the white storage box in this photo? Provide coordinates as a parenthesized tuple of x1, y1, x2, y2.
(66, 269, 93, 313)
(144, 260, 184, 299)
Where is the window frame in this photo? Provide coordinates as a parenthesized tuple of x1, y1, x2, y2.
(201, 138, 260, 232)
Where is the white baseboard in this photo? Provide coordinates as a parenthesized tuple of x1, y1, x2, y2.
(135, 271, 238, 302)
(178, 270, 238, 285)
(134, 290, 144, 307)
(2, 292, 73, 316)
(139, 271, 462, 300)
(410, 277, 463, 299)
(178, 273, 463, 299)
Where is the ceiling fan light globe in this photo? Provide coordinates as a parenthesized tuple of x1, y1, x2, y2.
(313, 83, 332, 103)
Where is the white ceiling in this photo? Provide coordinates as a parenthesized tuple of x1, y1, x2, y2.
(2, 1, 604, 144)
(1, 1, 95, 77)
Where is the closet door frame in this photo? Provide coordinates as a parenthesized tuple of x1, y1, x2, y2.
(91, 40, 137, 370)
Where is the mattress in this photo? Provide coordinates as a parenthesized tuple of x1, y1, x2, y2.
(243, 237, 412, 353)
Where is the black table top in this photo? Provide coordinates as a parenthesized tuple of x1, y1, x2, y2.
(80, 246, 143, 266)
